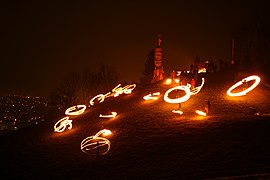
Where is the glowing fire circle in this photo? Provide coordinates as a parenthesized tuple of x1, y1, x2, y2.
(81, 129, 112, 156)
(65, 105, 86, 116)
(89, 94, 105, 106)
(54, 117, 72, 132)
(81, 137, 111, 155)
(227, 75, 261, 97)
(164, 86, 191, 103)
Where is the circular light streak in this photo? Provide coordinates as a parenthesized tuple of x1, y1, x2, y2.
(123, 84, 136, 94)
(111, 83, 136, 97)
(164, 86, 191, 103)
(90, 94, 105, 106)
(65, 105, 86, 116)
(81, 129, 112, 156)
(54, 117, 72, 132)
(226, 75, 261, 97)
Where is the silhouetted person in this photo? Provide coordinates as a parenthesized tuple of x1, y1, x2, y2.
(205, 100, 211, 115)
(178, 102, 182, 110)
(171, 70, 176, 79)
(250, 107, 259, 116)
(242, 80, 248, 90)
(191, 78, 196, 89)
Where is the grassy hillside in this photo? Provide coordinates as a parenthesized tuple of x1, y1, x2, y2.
(1, 71, 270, 179)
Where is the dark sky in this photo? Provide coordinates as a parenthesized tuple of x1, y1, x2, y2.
(0, 1, 267, 96)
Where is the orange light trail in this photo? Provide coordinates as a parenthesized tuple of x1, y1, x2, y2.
(172, 110, 183, 115)
(65, 105, 86, 116)
(227, 75, 261, 97)
(164, 85, 191, 103)
(54, 117, 72, 132)
(81, 129, 112, 156)
(195, 110, 207, 116)
(143, 92, 160, 100)
(99, 112, 117, 118)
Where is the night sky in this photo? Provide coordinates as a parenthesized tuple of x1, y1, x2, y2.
(0, 1, 267, 96)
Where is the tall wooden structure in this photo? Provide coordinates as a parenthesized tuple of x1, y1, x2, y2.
(151, 35, 164, 83)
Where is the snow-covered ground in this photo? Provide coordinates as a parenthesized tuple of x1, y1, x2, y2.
(1, 71, 270, 179)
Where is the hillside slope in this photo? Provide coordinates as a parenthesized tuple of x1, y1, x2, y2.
(1, 72, 270, 179)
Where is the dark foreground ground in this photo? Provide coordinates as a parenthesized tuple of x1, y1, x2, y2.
(1, 72, 270, 179)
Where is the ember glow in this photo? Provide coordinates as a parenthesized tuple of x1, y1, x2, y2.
(99, 112, 117, 118)
(172, 110, 183, 115)
(198, 68, 206, 73)
(143, 92, 160, 100)
(54, 117, 72, 132)
(165, 78, 179, 84)
(65, 105, 86, 116)
(81, 129, 112, 156)
(164, 85, 191, 103)
(165, 78, 172, 85)
(195, 110, 207, 116)
(227, 75, 261, 97)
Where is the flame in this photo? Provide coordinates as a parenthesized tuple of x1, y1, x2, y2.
(195, 110, 207, 116)
(99, 112, 117, 118)
(65, 105, 86, 116)
(227, 75, 261, 97)
(54, 117, 72, 132)
(198, 68, 206, 73)
(143, 92, 160, 100)
(165, 78, 172, 85)
(81, 129, 112, 156)
(174, 79, 180, 83)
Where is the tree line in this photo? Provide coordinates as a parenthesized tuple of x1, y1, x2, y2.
(49, 63, 120, 111)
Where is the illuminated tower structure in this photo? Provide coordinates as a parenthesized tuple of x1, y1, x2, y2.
(151, 35, 164, 83)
